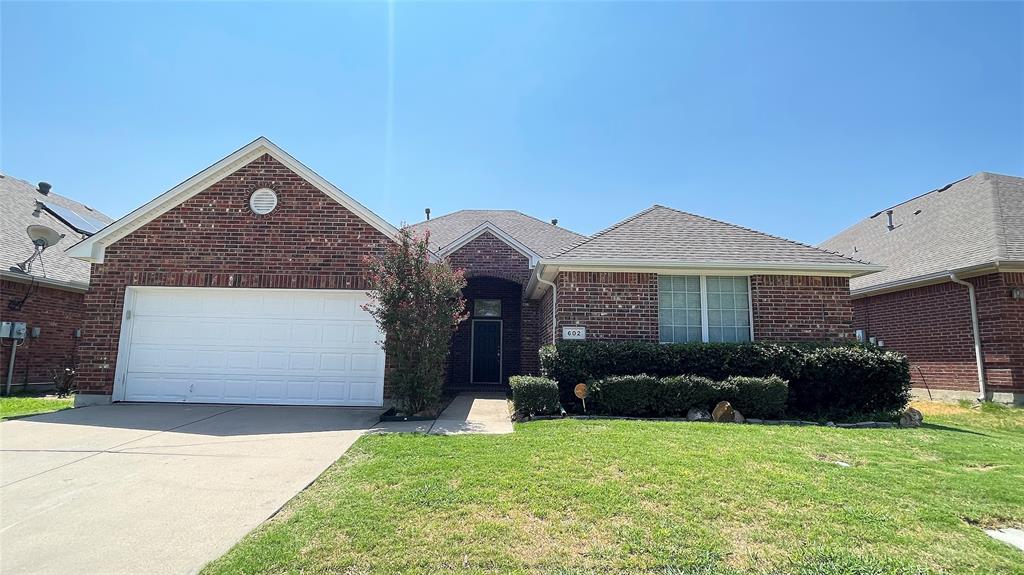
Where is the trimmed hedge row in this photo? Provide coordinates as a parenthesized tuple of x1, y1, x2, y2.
(590, 374, 788, 418)
(540, 340, 910, 418)
(509, 376, 560, 416)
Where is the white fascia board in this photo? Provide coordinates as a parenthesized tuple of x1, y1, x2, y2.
(66, 137, 401, 263)
(849, 260, 1024, 298)
(527, 259, 883, 298)
(538, 259, 883, 277)
(0, 270, 90, 293)
(439, 222, 541, 267)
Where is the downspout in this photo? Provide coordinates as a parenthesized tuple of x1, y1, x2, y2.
(949, 273, 986, 401)
(535, 268, 558, 345)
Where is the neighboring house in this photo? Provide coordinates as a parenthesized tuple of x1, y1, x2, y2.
(821, 172, 1024, 405)
(1, 174, 114, 391)
(67, 137, 880, 407)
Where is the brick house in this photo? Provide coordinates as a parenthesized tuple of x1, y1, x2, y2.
(821, 172, 1024, 405)
(1, 174, 113, 392)
(67, 138, 880, 407)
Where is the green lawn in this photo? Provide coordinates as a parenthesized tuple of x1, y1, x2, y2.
(0, 395, 73, 420)
(204, 402, 1024, 575)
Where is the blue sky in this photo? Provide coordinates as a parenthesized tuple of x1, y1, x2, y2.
(2, 1, 1021, 244)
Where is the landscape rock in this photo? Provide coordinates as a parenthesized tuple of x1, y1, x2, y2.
(732, 409, 745, 424)
(825, 421, 836, 427)
(900, 407, 924, 428)
(712, 401, 734, 423)
(686, 407, 711, 422)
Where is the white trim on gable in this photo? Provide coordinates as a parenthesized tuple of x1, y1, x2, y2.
(66, 137, 401, 263)
(438, 222, 542, 267)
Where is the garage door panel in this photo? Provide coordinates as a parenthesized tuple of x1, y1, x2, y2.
(289, 353, 318, 371)
(320, 353, 349, 372)
(349, 380, 381, 403)
(257, 351, 289, 370)
(353, 324, 379, 344)
(121, 289, 384, 406)
(127, 374, 189, 402)
(324, 296, 355, 318)
(351, 353, 382, 373)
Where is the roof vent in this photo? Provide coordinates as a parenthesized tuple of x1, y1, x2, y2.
(551, 218, 558, 226)
(886, 210, 895, 231)
(37, 182, 52, 195)
(249, 188, 278, 215)
(425, 208, 431, 220)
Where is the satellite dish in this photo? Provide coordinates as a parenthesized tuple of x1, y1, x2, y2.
(27, 225, 64, 249)
(13, 225, 64, 275)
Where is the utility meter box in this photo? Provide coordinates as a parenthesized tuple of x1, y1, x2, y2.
(1, 322, 28, 340)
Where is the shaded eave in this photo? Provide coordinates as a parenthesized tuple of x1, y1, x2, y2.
(848, 259, 1024, 298)
(66, 137, 402, 263)
(0, 270, 89, 293)
(526, 259, 885, 298)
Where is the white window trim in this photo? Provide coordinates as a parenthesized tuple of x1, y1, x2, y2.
(660, 274, 754, 344)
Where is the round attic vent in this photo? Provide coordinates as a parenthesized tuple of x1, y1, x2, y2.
(249, 188, 278, 215)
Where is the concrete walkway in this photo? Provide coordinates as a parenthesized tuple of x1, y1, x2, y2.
(373, 392, 513, 435)
(0, 403, 380, 575)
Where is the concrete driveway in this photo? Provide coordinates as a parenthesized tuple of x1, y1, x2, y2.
(0, 403, 381, 575)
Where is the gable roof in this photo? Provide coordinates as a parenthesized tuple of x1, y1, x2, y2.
(820, 172, 1024, 295)
(407, 209, 587, 258)
(67, 137, 401, 263)
(1, 174, 114, 290)
(549, 205, 877, 271)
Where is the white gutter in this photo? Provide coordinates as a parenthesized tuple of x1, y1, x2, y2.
(0, 271, 90, 294)
(850, 260, 1024, 298)
(536, 258, 884, 277)
(534, 268, 558, 345)
(949, 273, 986, 401)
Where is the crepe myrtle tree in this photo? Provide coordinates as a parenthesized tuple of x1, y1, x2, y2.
(363, 228, 468, 415)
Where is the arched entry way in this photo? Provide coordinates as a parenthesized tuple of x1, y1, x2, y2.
(448, 275, 524, 390)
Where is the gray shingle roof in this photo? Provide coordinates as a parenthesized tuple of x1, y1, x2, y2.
(819, 172, 1024, 293)
(1, 173, 113, 288)
(550, 205, 871, 267)
(407, 210, 587, 258)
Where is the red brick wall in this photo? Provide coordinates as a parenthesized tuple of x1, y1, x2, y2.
(77, 154, 391, 396)
(445, 231, 532, 285)
(853, 272, 1024, 394)
(750, 275, 853, 342)
(554, 272, 660, 341)
(444, 232, 538, 385)
(0, 280, 84, 387)
(547, 272, 852, 344)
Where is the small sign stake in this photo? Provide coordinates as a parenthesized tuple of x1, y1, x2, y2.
(574, 383, 588, 412)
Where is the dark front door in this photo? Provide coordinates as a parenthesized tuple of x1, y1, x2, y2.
(471, 320, 502, 383)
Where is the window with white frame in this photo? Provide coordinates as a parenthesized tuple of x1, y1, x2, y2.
(658, 275, 702, 342)
(658, 275, 752, 343)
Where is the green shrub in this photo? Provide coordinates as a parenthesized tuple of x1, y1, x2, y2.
(657, 375, 718, 415)
(589, 374, 660, 416)
(540, 340, 806, 405)
(589, 374, 787, 419)
(721, 375, 788, 418)
(790, 346, 911, 419)
(509, 376, 560, 416)
(541, 340, 909, 419)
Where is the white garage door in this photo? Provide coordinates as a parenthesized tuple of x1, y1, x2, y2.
(115, 288, 385, 406)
